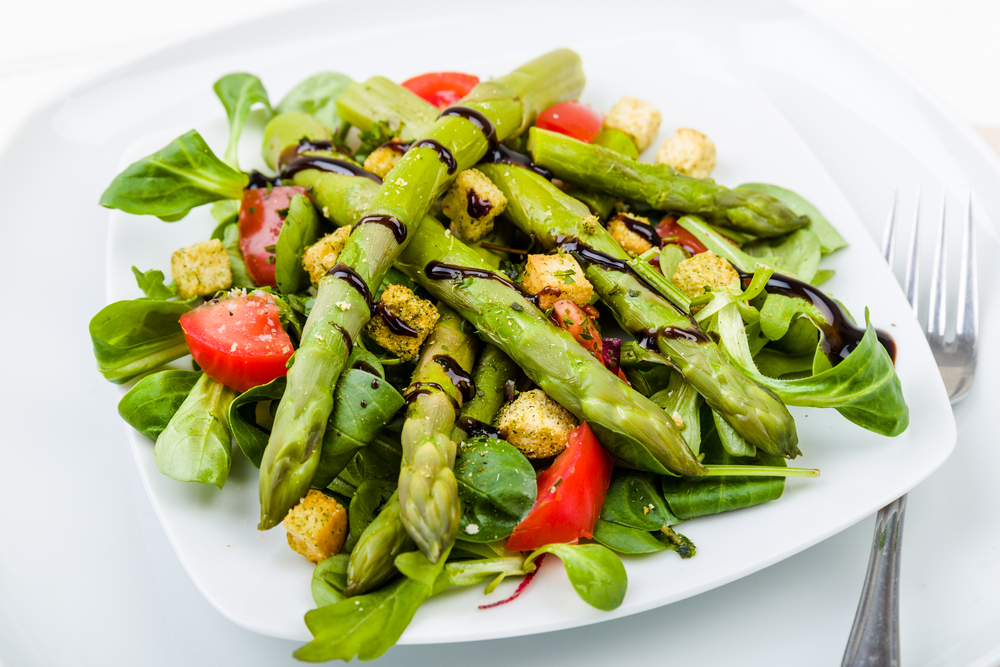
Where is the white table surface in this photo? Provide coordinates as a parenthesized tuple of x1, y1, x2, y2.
(2, 2, 999, 666)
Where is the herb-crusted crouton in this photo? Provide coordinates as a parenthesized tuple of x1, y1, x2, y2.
(603, 96, 662, 153)
(302, 226, 352, 285)
(362, 141, 407, 178)
(441, 169, 508, 243)
(364, 284, 440, 361)
(171, 239, 232, 299)
(283, 489, 348, 563)
(607, 213, 655, 256)
(521, 252, 594, 311)
(496, 389, 579, 459)
(656, 128, 716, 179)
(671, 251, 739, 298)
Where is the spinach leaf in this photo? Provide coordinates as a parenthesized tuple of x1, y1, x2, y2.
(312, 554, 350, 608)
(90, 299, 193, 384)
(332, 432, 402, 496)
(275, 194, 321, 296)
(99, 130, 249, 221)
(591, 519, 667, 554)
(213, 73, 271, 169)
(276, 72, 353, 131)
(455, 438, 536, 543)
(739, 182, 848, 255)
(588, 421, 676, 476)
(154, 373, 236, 488)
(118, 370, 202, 440)
(228, 377, 285, 467)
(526, 543, 627, 611)
(743, 228, 822, 284)
(600, 469, 680, 531)
(217, 219, 256, 288)
(131, 266, 178, 300)
(346, 479, 396, 551)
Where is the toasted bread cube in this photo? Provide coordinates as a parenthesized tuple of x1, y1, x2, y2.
(608, 213, 655, 256)
(672, 251, 739, 298)
(496, 389, 579, 459)
(362, 141, 407, 178)
(521, 252, 593, 311)
(171, 239, 232, 300)
(364, 284, 440, 361)
(441, 169, 508, 243)
(283, 489, 348, 563)
(603, 96, 662, 152)
(302, 226, 352, 285)
(656, 128, 716, 179)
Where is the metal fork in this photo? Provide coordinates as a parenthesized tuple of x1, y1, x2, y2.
(841, 189, 979, 667)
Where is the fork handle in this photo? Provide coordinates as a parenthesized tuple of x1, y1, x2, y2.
(842, 494, 907, 667)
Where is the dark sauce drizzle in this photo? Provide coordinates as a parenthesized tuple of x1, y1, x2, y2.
(325, 263, 373, 314)
(740, 271, 897, 365)
(612, 214, 659, 246)
(466, 191, 492, 219)
(455, 416, 502, 439)
(246, 170, 280, 190)
(410, 139, 457, 174)
(280, 155, 383, 185)
(332, 324, 354, 355)
(438, 106, 498, 148)
(637, 326, 711, 351)
(374, 302, 419, 337)
(479, 144, 553, 180)
(278, 138, 337, 166)
(424, 261, 539, 307)
(351, 360, 381, 377)
(433, 355, 476, 403)
(352, 214, 408, 244)
(402, 382, 461, 414)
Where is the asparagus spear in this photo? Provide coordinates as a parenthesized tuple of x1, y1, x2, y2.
(527, 128, 809, 238)
(398, 304, 479, 562)
(258, 50, 585, 529)
(451, 344, 520, 441)
(476, 162, 799, 458)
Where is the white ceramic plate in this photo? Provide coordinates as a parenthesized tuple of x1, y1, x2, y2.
(102, 16, 956, 643)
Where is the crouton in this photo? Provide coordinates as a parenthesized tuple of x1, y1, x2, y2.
(362, 141, 407, 178)
(364, 284, 440, 361)
(283, 489, 348, 563)
(496, 389, 579, 459)
(170, 239, 232, 299)
(671, 251, 739, 298)
(441, 169, 508, 243)
(656, 128, 716, 179)
(603, 96, 662, 153)
(302, 226, 352, 285)
(607, 213, 655, 256)
(521, 252, 594, 311)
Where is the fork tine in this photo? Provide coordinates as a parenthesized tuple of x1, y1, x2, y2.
(927, 191, 948, 341)
(882, 185, 898, 268)
(957, 191, 978, 341)
(904, 189, 921, 315)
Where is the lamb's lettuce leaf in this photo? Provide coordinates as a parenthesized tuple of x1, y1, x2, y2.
(213, 73, 271, 169)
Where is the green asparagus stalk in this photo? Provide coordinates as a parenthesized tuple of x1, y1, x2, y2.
(336, 77, 437, 141)
(476, 163, 799, 458)
(451, 345, 520, 441)
(258, 50, 585, 530)
(345, 492, 414, 596)
(528, 128, 809, 238)
(398, 304, 480, 562)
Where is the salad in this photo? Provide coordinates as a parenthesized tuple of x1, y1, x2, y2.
(90, 48, 908, 661)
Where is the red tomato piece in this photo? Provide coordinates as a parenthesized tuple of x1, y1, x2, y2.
(551, 300, 603, 359)
(179, 290, 294, 393)
(506, 423, 613, 552)
(401, 72, 479, 109)
(536, 101, 604, 143)
(238, 185, 307, 287)
(655, 215, 709, 255)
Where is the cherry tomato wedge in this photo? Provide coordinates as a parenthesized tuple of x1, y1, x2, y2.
(238, 185, 307, 287)
(655, 215, 709, 255)
(506, 422, 613, 552)
(536, 101, 604, 143)
(179, 290, 294, 393)
(551, 300, 630, 384)
(401, 72, 479, 109)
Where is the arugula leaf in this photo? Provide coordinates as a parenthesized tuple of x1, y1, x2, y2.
(99, 130, 249, 221)
(526, 543, 627, 611)
(311, 554, 349, 608)
(118, 370, 202, 440)
(131, 267, 178, 300)
(739, 182, 848, 255)
(600, 469, 680, 531)
(275, 194, 321, 295)
(276, 72, 353, 131)
(154, 373, 236, 488)
(90, 299, 193, 384)
(213, 73, 271, 169)
(455, 438, 536, 542)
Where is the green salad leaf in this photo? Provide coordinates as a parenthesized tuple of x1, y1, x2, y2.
(739, 182, 848, 255)
(311, 553, 350, 608)
(600, 469, 680, 531)
(591, 519, 669, 554)
(228, 377, 284, 467)
(131, 266, 178, 300)
(118, 370, 202, 440)
(90, 299, 193, 384)
(455, 438, 537, 543)
(213, 73, 271, 169)
(346, 479, 396, 552)
(526, 543, 627, 611)
(277, 72, 353, 131)
(275, 193, 321, 295)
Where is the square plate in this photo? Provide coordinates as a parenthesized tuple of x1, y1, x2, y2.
(103, 5, 956, 643)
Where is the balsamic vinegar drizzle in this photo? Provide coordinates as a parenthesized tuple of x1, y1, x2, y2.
(278, 138, 337, 165)
(438, 106, 498, 148)
(246, 170, 279, 190)
(739, 271, 897, 365)
(410, 139, 457, 174)
(433, 355, 476, 403)
(424, 261, 540, 306)
(466, 191, 492, 219)
(478, 143, 553, 179)
(455, 416, 502, 439)
(612, 213, 659, 246)
(402, 382, 461, 414)
(332, 323, 354, 354)
(280, 155, 383, 184)
(352, 214, 408, 244)
(325, 263, 373, 313)
(351, 360, 382, 377)
(374, 302, 419, 337)
(637, 326, 710, 350)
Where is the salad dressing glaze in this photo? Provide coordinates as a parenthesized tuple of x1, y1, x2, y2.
(279, 155, 383, 184)
(409, 139, 457, 174)
(373, 302, 419, 337)
(424, 261, 541, 307)
(352, 214, 408, 244)
(614, 215, 659, 246)
(455, 416, 502, 439)
(438, 106, 499, 149)
(433, 355, 476, 403)
(466, 190, 492, 219)
(325, 263, 373, 313)
(479, 144, 553, 179)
